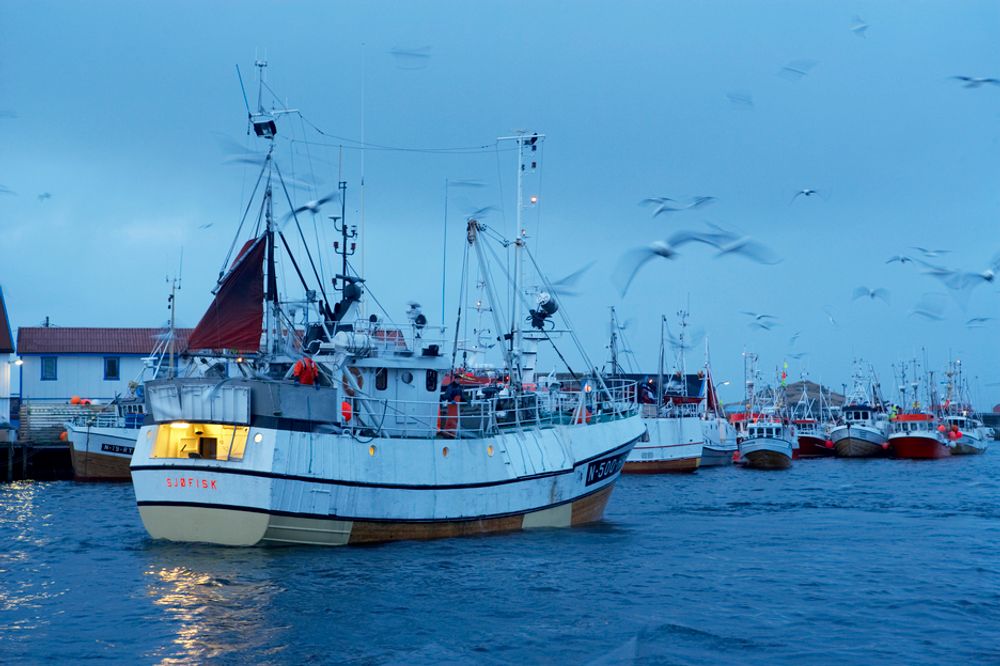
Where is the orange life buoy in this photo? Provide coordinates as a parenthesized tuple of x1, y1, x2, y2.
(342, 366, 364, 397)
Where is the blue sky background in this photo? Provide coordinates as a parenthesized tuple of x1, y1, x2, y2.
(1, 1, 998, 404)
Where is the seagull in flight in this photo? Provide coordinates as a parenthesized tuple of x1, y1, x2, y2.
(823, 306, 838, 328)
(966, 317, 992, 328)
(741, 311, 778, 323)
(791, 189, 820, 203)
(909, 293, 947, 321)
(849, 16, 869, 37)
(911, 246, 950, 259)
(614, 242, 680, 295)
(547, 261, 595, 297)
(639, 195, 716, 217)
(37, 192, 52, 202)
(852, 286, 890, 303)
(283, 192, 340, 221)
(389, 46, 432, 70)
(886, 255, 912, 265)
(198, 223, 214, 230)
(779, 59, 819, 81)
(0, 185, 15, 195)
(952, 76, 1000, 89)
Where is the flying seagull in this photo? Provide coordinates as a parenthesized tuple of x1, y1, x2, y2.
(0, 185, 15, 196)
(966, 317, 992, 328)
(951, 76, 1000, 89)
(639, 195, 716, 216)
(741, 311, 778, 323)
(791, 188, 820, 203)
(778, 59, 818, 81)
(823, 306, 838, 328)
(715, 235, 782, 264)
(849, 16, 869, 37)
(389, 46, 432, 70)
(37, 192, 52, 202)
(909, 293, 947, 321)
(789, 331, 801, 346)
(283, 192, 340, 221)
(614, 242, 680, 295)
(911, 246, 950, 259)
(852, 286, 890, 303)
(886, 255, 912, 265)
(548, 261, 595, 297)
(198, 223, 214, 230)
(726, 91, 754, 108)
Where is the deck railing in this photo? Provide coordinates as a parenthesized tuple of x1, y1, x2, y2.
(345, 378, 639, 439)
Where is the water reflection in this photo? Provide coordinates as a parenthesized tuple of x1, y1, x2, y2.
(144, 548, 288, 664)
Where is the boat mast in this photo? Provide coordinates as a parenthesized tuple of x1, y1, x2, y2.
(657, 315, 666, 411)
(167, 274, 180, 378)
(497, 130, 543, 391)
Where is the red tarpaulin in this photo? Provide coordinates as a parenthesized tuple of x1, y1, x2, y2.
(187, 237, 266, 353)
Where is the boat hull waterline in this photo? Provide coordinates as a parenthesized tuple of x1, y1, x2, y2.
(739, 437, 793, 470)
(132, 417, 646, 547)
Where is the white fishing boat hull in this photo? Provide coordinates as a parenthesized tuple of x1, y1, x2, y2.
(131, 415, 646, 546)
(625, 415, 702, 473)
(700, 417, 738, 467)
(830, 423, 888, 458)
(739, 436, 793, 470)
(952, 429, 989, 455)
(66, 422, 138, 481)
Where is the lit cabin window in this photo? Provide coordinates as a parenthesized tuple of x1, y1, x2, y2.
(41, 356, 57, 381)
(104, 356, 120, 381)
(375, 367, 388, 391)
(152, 423, 250, 461)
(425, 369, 438, 392)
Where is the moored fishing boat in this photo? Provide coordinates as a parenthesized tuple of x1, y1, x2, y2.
(939, 360, 990, 455)
(130, 93, 643, 546)
(621, 311, 734, 473)
(889, 413, 953, 459)
(737, 353, 794, 470)
(830, 362, 889, 458)
(791, 381, 835, 458)
(66, 398, 145, 480)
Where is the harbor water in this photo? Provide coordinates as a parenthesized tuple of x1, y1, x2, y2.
(2, 455, 999, 664)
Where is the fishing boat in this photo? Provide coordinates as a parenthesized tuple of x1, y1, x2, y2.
(829, 361, 889, 458)
(621, 311, 735, 473)
(65, 312, 182, 481)
(939, 360, 990, 455)
(791, 381, 834, 458)
(737, 354, 794, 470)
(129, 87, 643, 546)
(889, 413, 952, 459)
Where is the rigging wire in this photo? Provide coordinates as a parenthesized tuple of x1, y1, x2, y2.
(220, 156, 269, 280)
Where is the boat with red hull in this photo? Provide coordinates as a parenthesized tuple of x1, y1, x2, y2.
(889, 413, 953, 460)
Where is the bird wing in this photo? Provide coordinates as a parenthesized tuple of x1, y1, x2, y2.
(549, 261, 596, 295)
(716, 238, 781, 265)
(872, 288, 891, 303)
(851, 286, 869, 300)
(613, 247, 657, 296)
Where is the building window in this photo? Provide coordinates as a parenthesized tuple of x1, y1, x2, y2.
(104, 357, 121, 381)
(41, 356, 57, 381)
(375, 367, 388, 391)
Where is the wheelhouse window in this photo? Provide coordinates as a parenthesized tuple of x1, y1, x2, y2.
(375, 367, 388, 391)
(152, 423, 250, 461)
(104, 356, 120, 381)
(40, 356, 57, 381)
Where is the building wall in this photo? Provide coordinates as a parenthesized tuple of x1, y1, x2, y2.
(19, 354, 150, 403)
(0, 354, 10, 423)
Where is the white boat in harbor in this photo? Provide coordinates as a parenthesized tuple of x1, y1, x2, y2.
(617, 312, 735, 473)
(65, 317, 183, 481)
(130, 105, 643, 546)
(937, 360, 991, 456)
(830, 362, 889, 458)
(736, 354, 794, 470)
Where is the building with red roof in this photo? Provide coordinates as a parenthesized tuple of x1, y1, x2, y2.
(16, 326, 192, 403)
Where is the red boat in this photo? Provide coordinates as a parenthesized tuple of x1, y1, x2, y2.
(794, 419, 834, 457)
(888, 413, 953, 459)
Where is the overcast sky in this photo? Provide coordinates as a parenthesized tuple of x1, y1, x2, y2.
(2, 1, 998, 404)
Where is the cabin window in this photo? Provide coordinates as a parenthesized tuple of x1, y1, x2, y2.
(41, 356, 57, 381)
(375, 367, 388, 391)
(152, 423, 250, 461)
(103, 356, 120, 381)
(425, 369, 438, 392)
